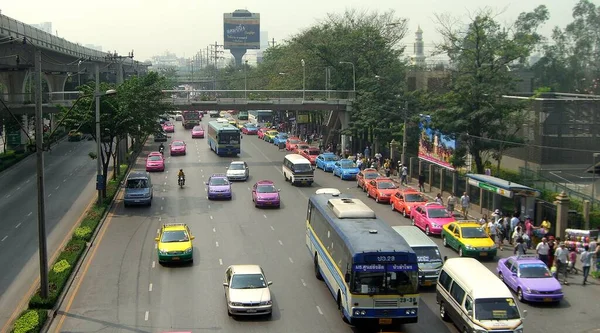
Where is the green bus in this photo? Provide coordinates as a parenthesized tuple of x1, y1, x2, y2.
(207, 121, 242, 156)
(238, 110, 249, 120)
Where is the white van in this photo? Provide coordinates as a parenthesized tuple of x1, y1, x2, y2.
(392, 226, 443, 287)
(283, 154, 314, 186)
(436, 258, 526, 333)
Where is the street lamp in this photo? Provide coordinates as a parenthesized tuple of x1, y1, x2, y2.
(339, 61, 356, 94)
(77, 60, 82, 88)
(244, 60, 248, 99)
(592, 152, 600, 209)
(301, 59, 306, 100)
(95, 63, 118, 205)
(401, 101, 408, 167)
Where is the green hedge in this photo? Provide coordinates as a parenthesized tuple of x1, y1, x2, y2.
(0, 150, 32, 172)
(11, 310, 47, 333)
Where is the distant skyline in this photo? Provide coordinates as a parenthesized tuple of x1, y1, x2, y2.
(1, 0, 592, 61)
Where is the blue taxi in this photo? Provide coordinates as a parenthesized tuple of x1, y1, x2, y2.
(315, 152, 339, 172)
(332, 159, 360, 180)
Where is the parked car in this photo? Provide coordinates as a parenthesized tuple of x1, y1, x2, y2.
(300, 147, 320, 165)
(356, 168, 379, 191)
(241, 123, 258, 135)
(332, 159, 360, 179)
(390, 189, 428, 217)
(272, 133, 289, 146)
(365, 177, 398, 203)
(315, 152, 339, 172)
(441, 221, 497, 258)
(410, 202, 455, 235)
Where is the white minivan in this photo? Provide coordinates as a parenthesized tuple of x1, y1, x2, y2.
(436, 258, 526, 333)
(392, 226, 443, 287)
(282, 154, 314, 186)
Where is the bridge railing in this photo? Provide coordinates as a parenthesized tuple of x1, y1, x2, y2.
(1, 91, 85, 106)
(162, 90, 355, 102)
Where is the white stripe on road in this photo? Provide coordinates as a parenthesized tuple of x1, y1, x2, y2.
(219, 258, 223, 265)
(1, 236, 7, 242)
(152, 261, 156, 268)
(144, 311, 149, 321)
(15, 223, 21, 229)
(210, 216, 213, 220)
(149, 284, 153, 292)
(316, 305, 323, 315)
(27, 212, 32, 217)
(213, 228, 216, 233)
(301, 279, 307, 287)
(270, 225, 275, 231)
(289, 257, 294, 263)
(215, 241, 219, 247)
(278, 240, 283, 246)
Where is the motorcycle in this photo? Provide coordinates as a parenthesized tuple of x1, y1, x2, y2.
(159, 146, 165, 155)
(178, 176, 185, 188)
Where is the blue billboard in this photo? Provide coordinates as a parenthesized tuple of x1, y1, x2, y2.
(223, 14, 260, 50)
(418, 115, 458, 170)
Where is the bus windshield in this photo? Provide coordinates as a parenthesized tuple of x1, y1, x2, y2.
(352, 267, 418, 295)
(183, 112, 199, 120)
(218, 132, 240, 144)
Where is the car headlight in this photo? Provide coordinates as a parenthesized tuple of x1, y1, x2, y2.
(259, 300, 272, 305)
(465, 245, 474, 249)
(184, 247, 192, 253)
(431, 223, 439, 228)
(158, 249, 167, 254)
(229, 302, 243, 306)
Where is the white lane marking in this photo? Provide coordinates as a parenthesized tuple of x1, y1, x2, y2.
(149, 283, 153, 292)
(316, 305, 323, 315)
(210, 215, 213, 220)
(152, 261, 156, 268)
(5, 194, 11, 198)
(1, 236, 7, 242)
(289, 257, 294, 263)
(165, 176, 168, 179)
(208, 205, 211, 209)
(162, 197, 165, 200)
(55, 186, 60, 190)
(69, 173, 73, 176)
(15, 223, 21, 229)
(163, 182, 166, 185)
(27, 212, 32, 217)
(159, 217, 162, 221)
(270, 225, 275, 231)
(263, 214, 267, 219)
(213, 228, 216, 233)
(63, 179, 66, 183)
(17, 186, 21, 190)
(26, 179, 30, 183)
(219, 258, 223, 265)
(215, 241, 219, 247)
(201, 169, 203, 172)
(160, 206, 163, 211)
(166, 170, 169, 173)
(144, 311, 149, 321)
(156, 228, 160, 234)
(247, 187, 250, 190)
(48, 194, 52, 197)
(154, 243, 157, 249)
(301, 279, 307, 287)
(162, 189, 165, 192)
(278, 240, 283, 246)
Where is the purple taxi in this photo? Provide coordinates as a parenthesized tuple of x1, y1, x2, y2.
(496, 254, 563, 303)
(206, 174, 232, 200)
(251, 180, 281, 208)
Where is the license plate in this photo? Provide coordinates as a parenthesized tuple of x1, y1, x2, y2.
(423, 281, 432, 286)
(379, 318, 392, 325)
(266, 202, 271, 205)
(172, 257, 180, 260)
(543, 298, 552, 302)
(134, 200, 140, 203)
(480, 252, 488, 256)
(218, 194, 223, 196)
(247, 309, 257, 313)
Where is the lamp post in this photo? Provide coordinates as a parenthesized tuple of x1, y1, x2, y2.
(301, 59, 306, 100)
(401, 101, 408, 167)
(77, 60, 82, 88)
(244, 60, 248, 99)
(339, 61, 356, 96)
(592, 152, 600, 209)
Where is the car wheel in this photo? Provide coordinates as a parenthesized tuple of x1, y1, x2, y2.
(375, 196, 380, 203)
(425, 226, 431, 236)
(498, 272, 504, 282)
(391, 202, 395, 211)
(366, 191, 370, 198)
(440, 302, 449, 321)
(517, 288, 524, 302)
(458, 247, 464, 257)
(402, 208, 407, 217)
(314, 254, 323, 280)
(442, 235, 448, 247)
(411, 217, 416, 226)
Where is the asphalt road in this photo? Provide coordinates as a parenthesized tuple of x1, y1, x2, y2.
(51, 118, 600, 333)
(0, 138, 98, 330)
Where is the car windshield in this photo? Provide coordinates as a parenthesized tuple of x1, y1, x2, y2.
(148, 156, 162, 161)
(164, 122, 173, 126)
(289, 139, 300, 144)
(352, 270, 418, 295)
(519, 264, 553, 278)
(405, 194, 426, 202)
(246, 125, 257, 129)
(377, 181, 397, 189)
(267, 131, 278, 135)
(428, 208, 452, 218)
(364, 173, 379, 179)
(126, 179, 148, 188)
(193, 126, 203, 131)
(172, 141, 184, 146)
(308, 150, 319, 156)
(324, 155, 338, 161)
(474, 298, 521, 321)
(183, 112, 200, 120)
(209, 178, 229, 186)
(160, 230, 189, 243)
(256, 185, 277, 193)
(229, 164, 245, 170)
(413, 247, 443, 263)
(230, 274, 267, 289)
(341, 161, 356, 168)
(218, 132, 240, 144)
(297, 145, 310, 150)
(278, 134, 289, 139)
(462, 227, 489, 238)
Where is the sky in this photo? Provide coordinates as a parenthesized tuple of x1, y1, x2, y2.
(0, 0, 592, 62)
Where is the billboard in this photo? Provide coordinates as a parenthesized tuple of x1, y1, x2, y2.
(223, 12, 260, 50)
(418, 117, 457, 170)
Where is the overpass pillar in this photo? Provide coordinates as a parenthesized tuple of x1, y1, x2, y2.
(44, 73, 69, 101)
(116, 63, 124, 85)
(340, 106, 351, 155)
(0, 71, 30, 103)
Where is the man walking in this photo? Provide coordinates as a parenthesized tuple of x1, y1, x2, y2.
(554, 242, 569, 285)
(460, 192, 470, 219)
(536, 237, 550, 267)
(580, 245, 592, 285)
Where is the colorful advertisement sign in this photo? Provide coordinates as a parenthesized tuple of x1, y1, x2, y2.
(223, 14, 260, 49)
(418, 117, 457, 170)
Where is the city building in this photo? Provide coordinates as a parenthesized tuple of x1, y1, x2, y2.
(410, 26, 426, 67)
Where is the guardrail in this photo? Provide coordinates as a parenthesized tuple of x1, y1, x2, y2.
(1, 91, 82, 105)
(162, 90, 355, 101)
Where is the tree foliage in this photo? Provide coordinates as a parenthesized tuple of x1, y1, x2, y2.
(430, 6, 549, 173)
(58, 72, 170, 192)
(532, 0, 600, 93)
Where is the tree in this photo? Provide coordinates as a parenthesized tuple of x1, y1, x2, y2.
(155, 66, 178, 89)
(431, 6, 549, 173)
(58, 72, 170, 194)
(532, 0, 600, 93)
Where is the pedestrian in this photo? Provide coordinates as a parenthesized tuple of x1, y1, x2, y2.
(479, 215, 488, 234)
(524, 217, 533, 249)
(488, 218, 497, 242)
(384, 160, 391, 177)
(536, 237, 550, 267)
(547, 236, 556, 269)
(514, 237, 527, 255)
(460, 192, 470, 218)
(512, 226, 523, 245)
(418, 172, 425, 192)
(493, 217, 504, 251)
(509, 213, 520, 245)
(435, 193, 443, 206)
(594, 236, 600, 272)
(581, 245, 592, 285)
(447, 193, 456, 214)
(567, 246, 578, 274)
(401, 165, 408, 185)
(555, 242, 569, 285)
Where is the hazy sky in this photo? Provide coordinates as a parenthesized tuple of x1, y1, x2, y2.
(0, 0, 591, 61)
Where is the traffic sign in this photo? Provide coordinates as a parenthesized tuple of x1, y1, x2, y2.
(468, 178, 512, 198)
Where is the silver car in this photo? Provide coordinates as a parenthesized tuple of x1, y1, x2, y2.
(223, 265, 273, 317)
(226, 161, 249, 181)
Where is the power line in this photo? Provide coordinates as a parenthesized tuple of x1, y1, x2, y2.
(465, 133, 598, 154)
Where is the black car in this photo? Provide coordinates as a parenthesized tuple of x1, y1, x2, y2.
(154, 131, 168, 142)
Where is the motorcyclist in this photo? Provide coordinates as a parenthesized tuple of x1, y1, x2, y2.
(159, 143, 165, 154)
(177, 169, 185, 185)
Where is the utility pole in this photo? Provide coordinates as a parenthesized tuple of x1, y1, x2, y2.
(95, 63, 104, 205)
(401, 101, 408, 167)
(269, 38, 277, 47)
(34, 49, 49, 299)
(210, 41, 224, 91)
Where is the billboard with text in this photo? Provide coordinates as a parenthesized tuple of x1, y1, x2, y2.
(418, 117, 457, 170)
(223, 12, 260, 50)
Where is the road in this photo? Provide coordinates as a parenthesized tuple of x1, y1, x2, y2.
(0, 138, 99, 330)
(51, 118, 600, 333)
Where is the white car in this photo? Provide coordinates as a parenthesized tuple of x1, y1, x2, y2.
(223, 265, 273, 317)
(226, 161, 249, 181)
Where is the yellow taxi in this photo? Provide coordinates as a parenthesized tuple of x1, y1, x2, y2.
(155, 223, 195, 264)
(264, 130, 279, 143)
(440, 221, 497, 259)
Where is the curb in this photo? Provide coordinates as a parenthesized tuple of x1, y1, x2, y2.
(39, 137, 147, 333)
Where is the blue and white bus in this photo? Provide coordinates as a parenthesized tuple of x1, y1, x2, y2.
(207, 121, 241, 156)
(306, 193, 420, 327)
(248, 110, 273, 128)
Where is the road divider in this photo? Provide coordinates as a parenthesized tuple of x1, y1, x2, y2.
(7, 138, 146, 333)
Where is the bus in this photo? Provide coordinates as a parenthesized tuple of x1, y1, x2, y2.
(237, 110, 249, 120)
(248, 110, 273, 128)
(207, 121, 241, 156)
(182, 111, 200, 129)
(306, 193, 420, 327)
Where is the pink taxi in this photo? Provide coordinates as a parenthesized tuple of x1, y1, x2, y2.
(410, 202, 456, 236)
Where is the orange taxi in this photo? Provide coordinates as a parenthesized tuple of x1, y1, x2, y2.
(366, 177, 398, 203)
(286, 137, 302, 151)
(300, 147, 320, 165)
(294, 143, 310, 154)
(356, 168, 380, 191)
(390, 189, 428, 217)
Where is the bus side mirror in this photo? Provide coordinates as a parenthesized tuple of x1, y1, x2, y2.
(344, 273, 350, 283)
(467, 310, 473, 318)
(240, 135, 243, 140)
